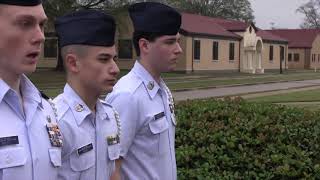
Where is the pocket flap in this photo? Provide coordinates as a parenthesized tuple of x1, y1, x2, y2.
(149, 118, 169, 134)
(70, 145, 95, 171)
(0, 147, 26, 169)
(49, 148, 61, 167)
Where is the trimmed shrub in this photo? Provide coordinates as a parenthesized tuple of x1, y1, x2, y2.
(176, 98, 320, 179)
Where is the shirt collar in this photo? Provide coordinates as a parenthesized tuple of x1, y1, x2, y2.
(0, 78, 10, 104)
(96, 100, 111, 121)
(20, 74, 42, 104)
(0, 75, 42, 106)
(62, 84, 92, 126)
(132, 61, 160, 99)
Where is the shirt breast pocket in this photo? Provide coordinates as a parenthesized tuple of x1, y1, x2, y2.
(148, 116, 170, 155)
(0, 146, 26, 169)
(70, 144, 95, 172)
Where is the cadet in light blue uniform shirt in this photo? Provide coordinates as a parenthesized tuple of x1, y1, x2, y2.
(54, 9, 121, 180)
(0, 0, 62, 180)
(106, 2, 182, 180)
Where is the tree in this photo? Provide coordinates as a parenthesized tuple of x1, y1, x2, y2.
(168, 0, 254, 22)
(297, 0, 320, 28)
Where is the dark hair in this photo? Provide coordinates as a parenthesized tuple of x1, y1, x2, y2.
(132, 31, 164, 56)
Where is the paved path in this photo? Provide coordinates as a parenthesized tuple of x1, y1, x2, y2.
(173, 79, 320, 101)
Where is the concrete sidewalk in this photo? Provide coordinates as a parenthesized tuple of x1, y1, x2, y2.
(173, 79, 320, 101)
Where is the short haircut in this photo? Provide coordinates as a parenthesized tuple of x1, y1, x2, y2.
(60, 45, 89, 71)
(0, 5, 4, 15)
(132, 31, 164, 56)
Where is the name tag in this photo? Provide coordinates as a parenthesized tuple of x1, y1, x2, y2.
(0, 136, 19, 147)
(154, 112, 165, 120)
(77, 143, 93, 156)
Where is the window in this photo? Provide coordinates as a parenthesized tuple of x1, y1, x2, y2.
(318, 54, 320, 62)
(280, 46, 285, 62)
(312, 54, 316, 62)
(212, 41, 219, 60)
(294, 53, 299, 62)
(118, 39, 133, 59)
(269, 45, 273, 61)
(44, 38, 58, 58)
(229, 42, 235, 60)
(311, 54, 315, 62)
(194, 40, 200, 60)
(288, 53, 292, 61)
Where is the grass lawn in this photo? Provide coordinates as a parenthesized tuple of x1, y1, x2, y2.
(282, 103, 320, 111)
(246, 88, 320, 111)
(246, 88, 320, 103)
(28, 68, 320, 97)
(167, 73, 320, 90)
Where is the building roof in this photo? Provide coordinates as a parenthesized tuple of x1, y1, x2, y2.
(206, 17, 252, 32)
(180, 13, 287, 43)
(180, 13, 241, 39)
(256, 30, 288, 43)
(266, 29, 320, 48)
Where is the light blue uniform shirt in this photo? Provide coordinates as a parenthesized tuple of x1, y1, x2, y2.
(54, 84, 120, 180)
(0, 75, 62, 180)
(107, 61, 177, 180)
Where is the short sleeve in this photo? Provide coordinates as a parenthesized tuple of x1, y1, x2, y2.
(106, 92, 139, 158)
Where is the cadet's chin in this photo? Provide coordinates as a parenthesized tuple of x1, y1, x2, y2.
(103, 86, 114, 94)
(167, 65, 177, 72)
(22, 65, 37, 75)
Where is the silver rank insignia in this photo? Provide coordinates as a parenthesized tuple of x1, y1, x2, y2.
(75, 104, 84, 112)
(106, 135, 120, 145)
(46, 122, 63, 147)
(147, 81, 154, 90)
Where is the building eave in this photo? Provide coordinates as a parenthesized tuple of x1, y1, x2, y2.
(180, 29, 242, 41)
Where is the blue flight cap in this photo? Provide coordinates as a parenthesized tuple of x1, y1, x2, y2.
(55, 9, 116, 48)
(129, 2, 181, 35)
(0, 0, 41, 6)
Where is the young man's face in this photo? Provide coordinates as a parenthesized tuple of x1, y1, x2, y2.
(148, 33, 182, 72)
(77, 45, 120, 94)
(0, 4, 47, 76)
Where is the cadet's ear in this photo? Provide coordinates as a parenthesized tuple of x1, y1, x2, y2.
(65, 53, 80, 73)
(139, 38, 150, 55)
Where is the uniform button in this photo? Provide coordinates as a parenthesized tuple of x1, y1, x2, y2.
(5, 154, 12, 164)
(34, 157, 39, 165)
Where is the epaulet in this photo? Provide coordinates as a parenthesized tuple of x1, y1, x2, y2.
(117, 73, 142, 94)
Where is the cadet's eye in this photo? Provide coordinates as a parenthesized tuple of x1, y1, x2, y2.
(113, 56, 118, 62)
(39, 22, 46, 32)
(18, 19, 33, 29)
(165, 40, 176, 45)
(98, 57, 109, 62)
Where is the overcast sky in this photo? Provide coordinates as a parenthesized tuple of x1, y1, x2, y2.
(249, 0, 309, 30)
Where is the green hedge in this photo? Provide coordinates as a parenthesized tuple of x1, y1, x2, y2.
(175, 98, 320, 179)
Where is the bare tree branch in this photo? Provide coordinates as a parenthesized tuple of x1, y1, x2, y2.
(297, 0, 320, 28)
